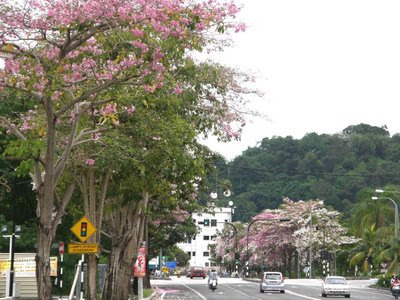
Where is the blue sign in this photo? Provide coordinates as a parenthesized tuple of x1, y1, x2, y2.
(165, 261, 177, 269)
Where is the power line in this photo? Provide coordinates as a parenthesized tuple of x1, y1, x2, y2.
(215, 163, 400, 178)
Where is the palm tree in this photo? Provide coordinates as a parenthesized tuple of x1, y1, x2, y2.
(349, 224, 376, 273)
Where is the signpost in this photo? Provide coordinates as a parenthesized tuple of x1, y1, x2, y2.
(69, 216, 98, 300)
(58, 242, 64, 300)
(59, 242, 64, 255)
(70, 216, 97, 243)
(68, 243, 99, 254)
(134, 245, 146, 300)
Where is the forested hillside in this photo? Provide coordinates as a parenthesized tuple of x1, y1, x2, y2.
(214, 124, 400, 222)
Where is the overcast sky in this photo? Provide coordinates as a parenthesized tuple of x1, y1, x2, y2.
(202, 0, 400, 160)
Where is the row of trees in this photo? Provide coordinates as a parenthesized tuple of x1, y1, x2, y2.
(213, 198, 358, 277)
(0, 0, 255, 299)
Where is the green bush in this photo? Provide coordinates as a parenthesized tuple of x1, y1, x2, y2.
(376, 274, 391, 287)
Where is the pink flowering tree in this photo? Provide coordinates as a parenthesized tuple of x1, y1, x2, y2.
(0, 0, 247, 297)
(213, 222, 246, 272)
(216, 198, 358, 277)
(67, 58, 255, 297)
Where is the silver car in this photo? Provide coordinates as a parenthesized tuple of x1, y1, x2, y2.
(321, 276, 350, 298)
(260, 271, 285, 293)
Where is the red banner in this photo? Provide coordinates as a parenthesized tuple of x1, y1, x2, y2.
(133, 247, 146, 278)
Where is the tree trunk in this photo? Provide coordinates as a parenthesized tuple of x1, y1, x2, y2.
(35, 226, 53, 299)
(102, 193, 148, 299)
(87, 254, 98, 300)
(102, 240, 136, 300)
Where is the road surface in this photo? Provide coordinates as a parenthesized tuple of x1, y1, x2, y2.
(151, 277, 392, 300)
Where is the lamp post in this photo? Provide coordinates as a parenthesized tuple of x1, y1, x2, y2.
(372, 194, 399, 240)
(245, 217, 290, 277)
(223, 221, 238, 276)
(228, 200, 235, 222)
(372, 191, 399, 274)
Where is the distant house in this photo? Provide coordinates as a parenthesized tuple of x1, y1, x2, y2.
(177, 207, 233, 269)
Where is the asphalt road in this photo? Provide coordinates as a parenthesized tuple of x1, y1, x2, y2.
(151, 277, 395, 300)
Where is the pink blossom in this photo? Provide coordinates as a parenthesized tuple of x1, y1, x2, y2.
(125, 105, 136, 114)
(234, 23, 247, 33)
(152, 48, 164, 61)
(4, 60, 19, 73)
(173, 86, 183, 95)
(44, 47, 60, 60)
(86, 159, 95, 166)
(132, 28, 144, 37)
(51, 91, 62, 101)
(100, 103, 117, 117)
(131, 40, 149, 53)
(143, 85, 155, 93)
(86, 37, 97, 46)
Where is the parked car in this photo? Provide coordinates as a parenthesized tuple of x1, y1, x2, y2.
(321, 276, 350, 298)
(260, 271, 285, 293)
(190, 267, 206, 279)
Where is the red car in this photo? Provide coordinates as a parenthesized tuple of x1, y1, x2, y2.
(190, 267, 206, 279)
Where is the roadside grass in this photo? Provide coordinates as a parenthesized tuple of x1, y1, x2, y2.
(129, 288, 155, 299)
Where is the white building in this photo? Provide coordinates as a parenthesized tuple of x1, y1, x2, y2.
(177, 207, 233, 269)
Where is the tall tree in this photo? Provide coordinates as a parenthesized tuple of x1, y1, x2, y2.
(0, 0, 245, 297)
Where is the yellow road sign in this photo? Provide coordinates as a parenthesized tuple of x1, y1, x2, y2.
(70, 216, 96, 242)
(68, 243, 99, 254)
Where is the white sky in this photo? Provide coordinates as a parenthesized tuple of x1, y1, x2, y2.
(202, 0, 400, 160)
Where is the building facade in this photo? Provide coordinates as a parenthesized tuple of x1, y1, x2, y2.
(177, 207, 232, 269)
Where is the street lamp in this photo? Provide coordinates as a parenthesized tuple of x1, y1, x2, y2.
(228, 200, 235, 222)
(372, 191, 399, 274)
(371, 195, 399, 240)
(222, 221, 238, 276)
(245, 217, 291, 277)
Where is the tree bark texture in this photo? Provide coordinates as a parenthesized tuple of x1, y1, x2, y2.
(35, 226, 53, 300)
(101, 192, 148, 300)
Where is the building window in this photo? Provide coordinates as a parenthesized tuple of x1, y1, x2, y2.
(187, 238, 191, 244)
(211, 219, 217, 227)
(192, 252, 196, 256)
(203, 252, 210, 257)
(187, 251, 191, 257)
(203, 235, 210, 240)
(193, 235, 196, 240)
(205, 262, 210, 267)
(203, 219, 210, 226)
(211, 263, 217, 267)
(211, 235, 217, 241)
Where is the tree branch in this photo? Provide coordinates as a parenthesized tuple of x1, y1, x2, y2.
(55, 75, 139, 118)
(0, 117, 27, 141)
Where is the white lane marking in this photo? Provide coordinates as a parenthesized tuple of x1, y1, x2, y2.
(242, 281, 317, 299)
(160, 292, 166, 299)
(286, 289, 319, 299)
(224, 284, 264, 300)
(181, 283, 207, 300)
